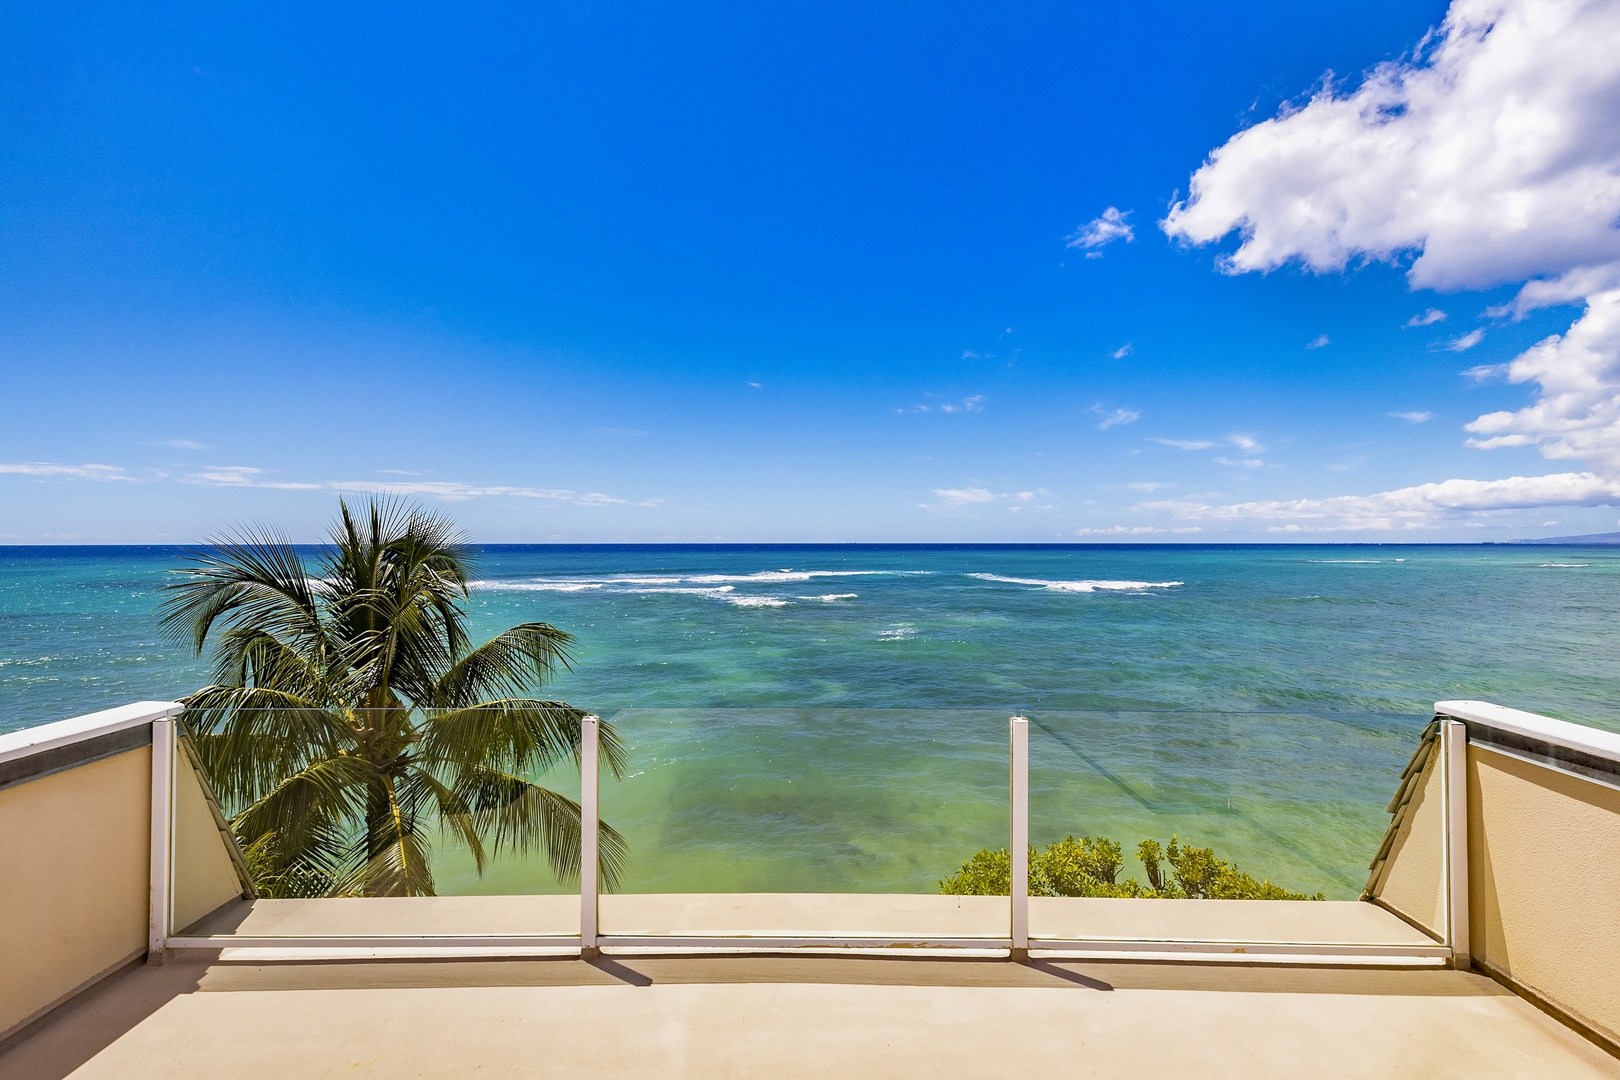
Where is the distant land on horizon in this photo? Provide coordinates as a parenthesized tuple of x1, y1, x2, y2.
(1505, 531, 1620, 545)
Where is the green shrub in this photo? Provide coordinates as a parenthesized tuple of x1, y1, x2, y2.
(939, 834, 1322, 901)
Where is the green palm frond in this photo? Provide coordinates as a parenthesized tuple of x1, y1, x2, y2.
(446, 763, 629, 890)
(411, 768, 488, 875)
(432, 624, 576, 708)
(159, 525, 324, 655)
(416, 699, 610, 777)
(169, 496, 627, 898)
(183, 690, 354, 805)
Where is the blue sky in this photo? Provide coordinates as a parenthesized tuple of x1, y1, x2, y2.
(3, 0, 1618, 542)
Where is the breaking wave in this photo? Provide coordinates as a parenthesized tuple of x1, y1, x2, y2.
(965, 574, 1182, 593)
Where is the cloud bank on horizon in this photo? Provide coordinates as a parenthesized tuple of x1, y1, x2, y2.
(1160, 0, 1620, 532)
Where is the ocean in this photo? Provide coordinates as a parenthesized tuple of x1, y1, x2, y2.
(3, 543, 1616, 900)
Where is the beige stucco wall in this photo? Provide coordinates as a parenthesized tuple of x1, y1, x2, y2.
(1468, 744, 1620, 1047)
(171, 754, 247, 933)
(0, 748, 152, 1040)
(1369, 746, 1446, 939)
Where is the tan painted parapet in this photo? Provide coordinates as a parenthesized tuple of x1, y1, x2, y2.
(1363, 721, 1447, 940)
(1435, 700, 1620, 1051)
(0, 703, 182, 1042)
(0, 702, 251, 1044)
(171, 734, 255, 932)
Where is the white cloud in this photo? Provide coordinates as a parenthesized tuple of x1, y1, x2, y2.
(1111, 343, 1134, 359)
(0, 462, 131, 480)
(1160, 0, 1620, 529)
(1146, 472, 1620, 531)
(1162, 0, 1620, 296)
(1390, 410, 1435, 423)
(1406, 308, 1448, 327)
(1465, 288, 1620, 471)
(179, 467, 646, 505)
(188, 466, 323, 490)
(1443, 328, 1486, 351)
(1074, 525, 1203, 536)
(1306, 334, 1331, 349)
(931, 487, 997, 506)
(163, 439, 207, 450)
(1214, 456, 1265, 469)
(1152, 437, 1217, 450)
(1066, 207, 1135, 254)
(1227, 434, 1261, 451)
(937, 394, 987, 414)
(1127, 481, 1169, 492)
(928, 488, 1036, 510)
(1095, 406, 1141, 430)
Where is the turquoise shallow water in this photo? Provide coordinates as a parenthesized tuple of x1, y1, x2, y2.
(4, 543, 1618, 899)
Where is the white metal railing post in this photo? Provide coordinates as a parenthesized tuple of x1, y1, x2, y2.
(1009, 715, 1029, 956)
(580, 714, 600, 954)
(148, 714, 175, 963)
(1441, 717, 1471, 969)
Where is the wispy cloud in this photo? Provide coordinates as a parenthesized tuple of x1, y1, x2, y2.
(1406, 309, 1447, 327)
(0, 460, 654, 507)
(928, 488, 1036, 510)
(1306, 334, 1331, 349)
(1111, 343, 1133, 359)
(1390, 410, 1434, 424)
(1213, 456, 1264, 469)
(163, 439, 207, 450)
(1074, 525, 1203, 536)
(902, 394, 987, 415)
(1093, 406, 1141, 430)
(1443, 328, 1485, 351)
(1227, 434, 1261, 451)
(1066, 207, 1134, 256)
(939, 394, 986, 414)
(1126, 481, 1168, 492)
(1152, 437, 1216, 450)
(1463, 362, 1508, 382)
(0, 462, 132, 481)
(1144, 472, 1620, 532)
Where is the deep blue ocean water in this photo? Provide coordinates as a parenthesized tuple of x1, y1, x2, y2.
(4, 543, 1617, 899)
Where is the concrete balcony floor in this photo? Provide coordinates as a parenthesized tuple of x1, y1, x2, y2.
(3, 950, 1616, 1079)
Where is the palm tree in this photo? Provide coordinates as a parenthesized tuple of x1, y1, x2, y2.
(160, 497, 627, 898)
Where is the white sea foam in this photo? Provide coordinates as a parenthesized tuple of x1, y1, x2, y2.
(1538, 563, 1589, 568)
(966, 573, 1183, 593)
(468, 580, 605, 592)
(799, 593, 857, 602)
(726, 595, 792, 607)
(1309, 560, 1381, 564)
(878, 624, 916, 640)
(684, 569, 915, 584)
(473, 569, 919, 593)
(631, 585, 737, 596)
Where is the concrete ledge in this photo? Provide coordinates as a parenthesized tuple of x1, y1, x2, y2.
(1030, 897, 1437, 947)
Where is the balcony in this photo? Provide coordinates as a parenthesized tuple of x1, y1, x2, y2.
(2, 700, 1618, 1077)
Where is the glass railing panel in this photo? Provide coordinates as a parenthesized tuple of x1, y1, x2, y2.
(597, 708, 1011, 942)
(169, 707, 581, 941)
(1026, 710, 1438, 947)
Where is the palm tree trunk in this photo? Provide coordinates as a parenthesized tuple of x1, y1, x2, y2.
(364, 783, 392, 897)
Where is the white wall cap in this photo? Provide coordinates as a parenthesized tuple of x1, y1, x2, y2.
(0, 700, 183, 766)
(1434, 699, 1620, 766)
